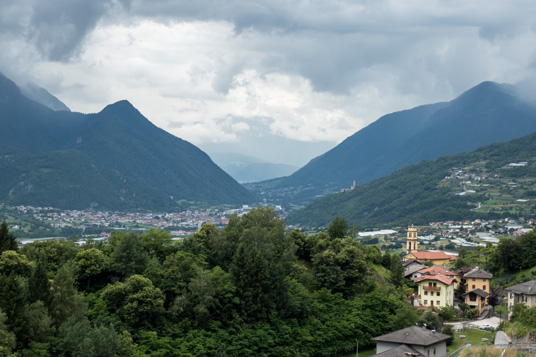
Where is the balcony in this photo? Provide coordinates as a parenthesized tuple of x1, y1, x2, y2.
(423, 286, 441, 292)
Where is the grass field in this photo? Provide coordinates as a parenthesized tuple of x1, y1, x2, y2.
(447, 328, 493, 354)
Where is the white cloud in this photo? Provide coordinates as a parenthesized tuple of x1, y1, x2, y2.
(1, 0, 536, 164)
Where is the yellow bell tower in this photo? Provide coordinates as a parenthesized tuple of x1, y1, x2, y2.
(406, 226, 418, 253)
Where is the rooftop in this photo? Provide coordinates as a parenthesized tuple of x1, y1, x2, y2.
(464, 267, 493, 279)
(372, 326, 450, 346)
(506, 280, 536, 295)
(410, 251, 457, 261)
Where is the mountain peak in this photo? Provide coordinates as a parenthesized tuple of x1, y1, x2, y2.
(455, 81, 518, 105)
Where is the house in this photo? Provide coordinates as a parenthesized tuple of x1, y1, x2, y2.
(415, 265, 459, 289)
(462, 289, 489, 316)
(405, 251, 457, 265)
(505, 280, 536, 318)
(403, 259, 427, 279)
(371, 325, 450, 357)
(414, 275, 455, 308)
(459, 267, 493, 317)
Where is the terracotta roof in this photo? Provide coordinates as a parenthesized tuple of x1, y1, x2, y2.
(371, 344, 424, 357)
(414, 275, 455, 286)
(372, 326, 450, 346)
(464, 267, 493, 279)
(463, 288, 489, 298)
(418, 265, 459, 277)
(410, 251, 457, 261)
(506, 280, 536, 295)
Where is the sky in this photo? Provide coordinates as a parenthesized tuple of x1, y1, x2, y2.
(1, 0, 536, 166)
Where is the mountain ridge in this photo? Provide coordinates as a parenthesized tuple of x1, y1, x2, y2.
(250, 81, 536, 205)
(0, 73, 254, 208)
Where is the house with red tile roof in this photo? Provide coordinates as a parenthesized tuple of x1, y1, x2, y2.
(414, 275, 456, 308)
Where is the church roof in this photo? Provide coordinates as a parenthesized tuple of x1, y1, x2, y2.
(410, 251, 457, 261)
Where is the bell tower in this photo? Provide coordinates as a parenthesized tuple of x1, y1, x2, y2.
(406, 226, 418, 254)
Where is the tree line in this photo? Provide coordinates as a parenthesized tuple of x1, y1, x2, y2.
(0, 211, 419, 356)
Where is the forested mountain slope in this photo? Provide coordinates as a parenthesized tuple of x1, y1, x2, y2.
(252, 81, 536, 205)
(0, 73, 254, 208)
(287, 130, 536, 228)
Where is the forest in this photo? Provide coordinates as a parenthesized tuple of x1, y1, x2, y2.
(0, 208, 423, 356)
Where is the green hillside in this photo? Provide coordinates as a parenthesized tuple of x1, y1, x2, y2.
(287, 131, 536, 228)
(0, 148, 176, 210)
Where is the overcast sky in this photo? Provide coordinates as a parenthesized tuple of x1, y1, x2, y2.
(1, 0, 536, 165)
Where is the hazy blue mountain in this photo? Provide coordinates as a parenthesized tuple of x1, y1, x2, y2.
(20, 81, 71, 111)
(287, 130, 536, 228)
(0, 72, 254, 208)
(209, 152, 298, 183)
(252, 81, 536, 205)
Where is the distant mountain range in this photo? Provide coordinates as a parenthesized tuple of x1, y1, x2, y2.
(250, 81, 536, 205)
(287, 129, 536, 228)
(208, 152, 298, 183)
(0, 73, 254, 210)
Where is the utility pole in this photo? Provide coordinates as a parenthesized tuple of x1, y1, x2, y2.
(356, 339, 359, 357)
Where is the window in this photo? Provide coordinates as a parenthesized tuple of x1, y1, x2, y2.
(433, 283, 437, 287)
(424, 300, 428, 304)
(436, 301, 440, 306)
(425, 291, 428, 295)
(431, 292, 434, 296)
(472, 278, 476, 281)
(434, 347, 436, 355)
(472, 285, 476, 289)
(483, 285, 486, 291)
(437, 292, 440, 296)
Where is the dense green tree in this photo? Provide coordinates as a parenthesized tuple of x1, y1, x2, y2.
(389, 254, 404, 287)
(0, 309, 16, 356)
(0, 221, 17, 254)
(23, 300, 55, 347)
(327, 216, 348, 239)
(73, 248, 110, 290)
(420, 310, 439, 330)
(140, 229, 173, 262)
(27, 259, 52, 306)
(50, 267, 87, 328)
(101, 274, 164, 329)
(113, 232, 149, 276)
(160, 250, 206, 302)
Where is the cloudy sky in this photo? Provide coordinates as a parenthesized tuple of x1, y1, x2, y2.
(1, 0, 536, 165)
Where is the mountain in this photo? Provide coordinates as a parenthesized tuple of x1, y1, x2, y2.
(287, 130, 536, 228)
(20, 82, 71, 111)
(251, 81, 536, 205)
(0, 147, 176, 210)
(0, 72, 254, 208)
(208, 152, 298, 183)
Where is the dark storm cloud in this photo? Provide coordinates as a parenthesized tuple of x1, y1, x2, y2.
(0, 0, 130, 61)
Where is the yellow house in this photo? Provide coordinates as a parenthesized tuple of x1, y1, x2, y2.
(461, 267, 493, 317)
(405, 251, 457, 265)
(463, 267, 492, 293)
(414, 275, 455, 308)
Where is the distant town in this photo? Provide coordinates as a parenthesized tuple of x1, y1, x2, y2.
(3, 203, 534, 250)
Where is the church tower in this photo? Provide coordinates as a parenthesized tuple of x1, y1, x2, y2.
(406, 226, 418, 254)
